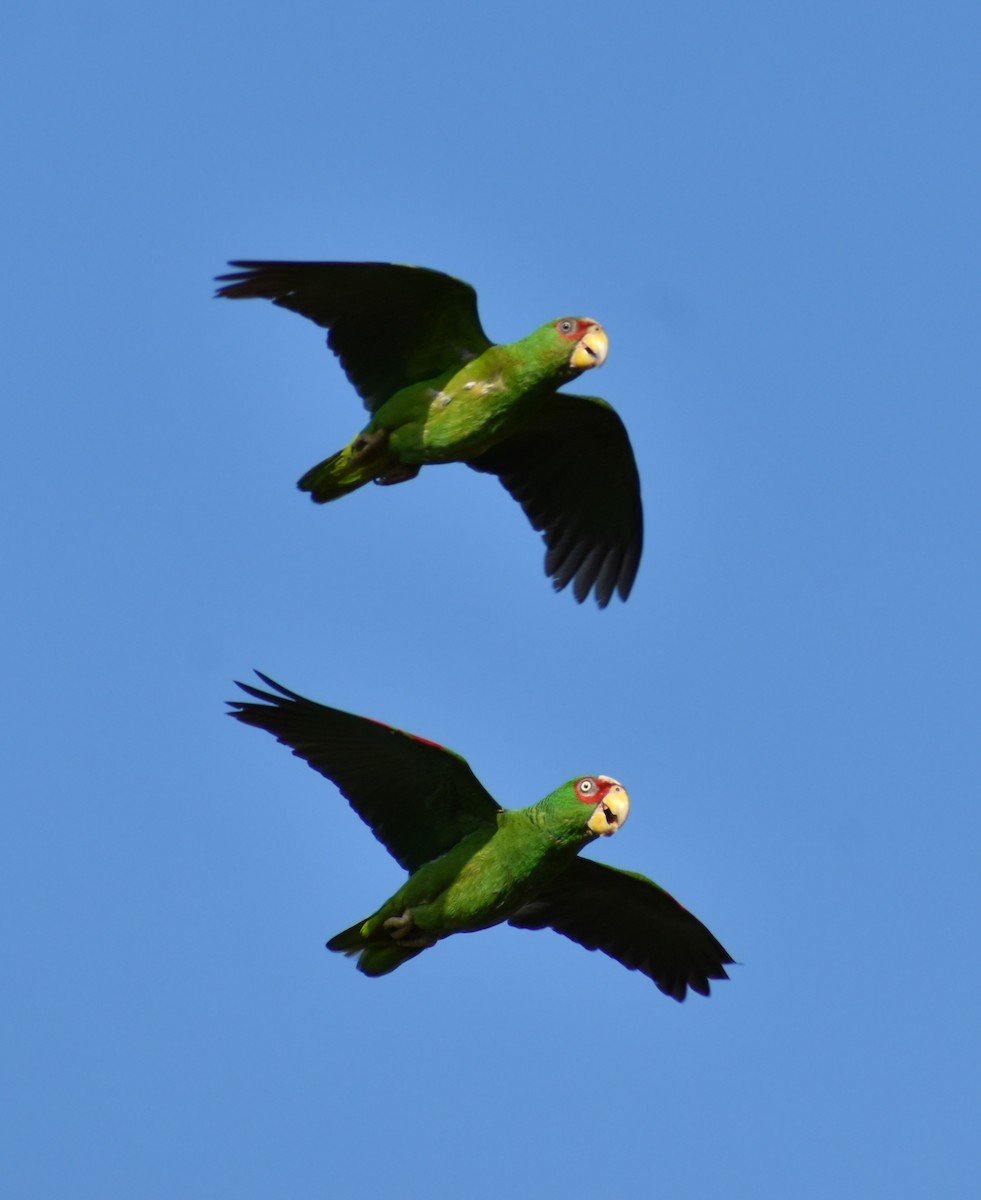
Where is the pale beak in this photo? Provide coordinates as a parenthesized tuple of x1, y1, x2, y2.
(570, 323, 608, 371)
(587, 780, 630, 836)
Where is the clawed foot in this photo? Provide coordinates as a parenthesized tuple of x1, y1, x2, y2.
(374, 464, 421, 487)
(383, 910, 436, 949)
(351, 428, 388, 461)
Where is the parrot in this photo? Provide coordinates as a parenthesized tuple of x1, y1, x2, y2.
(228, 673, 733, 1001)
(215, 261, 643, 607)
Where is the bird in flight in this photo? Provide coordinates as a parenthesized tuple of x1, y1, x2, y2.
(228, 673, 732, 1001)
(216, 261, 643, 606)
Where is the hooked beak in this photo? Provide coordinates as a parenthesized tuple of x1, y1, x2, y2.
(587, 779, 630, 837)
(570, 322, 608, 371)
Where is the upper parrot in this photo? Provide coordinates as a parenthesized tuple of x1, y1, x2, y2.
(215, 261, 643, 606)
(228, 673, 733, 1001)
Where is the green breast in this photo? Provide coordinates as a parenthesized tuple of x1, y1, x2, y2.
(381, 347, 550, 463)
(429, 814, 582, 934)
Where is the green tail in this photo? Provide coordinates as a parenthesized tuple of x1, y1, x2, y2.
(297, 444, 378, 504)
(326, 920, 425, 977)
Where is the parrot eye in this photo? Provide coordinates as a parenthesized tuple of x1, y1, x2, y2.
(577, 778, 595, 795)
(557, 319, 575, 334)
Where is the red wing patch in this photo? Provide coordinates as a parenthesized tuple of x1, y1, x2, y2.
(365, 715, 447, 752)
(404, 732, 450, 752)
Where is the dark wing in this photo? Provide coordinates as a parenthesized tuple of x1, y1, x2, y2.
(467, 393, 643, 607)
(508, 857, 733, 1001)
(215, 261, 493, 411)
(228, 673, 501, 873)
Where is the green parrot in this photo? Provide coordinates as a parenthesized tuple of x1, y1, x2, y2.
(228, 674, 733, 1000)
(215, 261, 643, 607)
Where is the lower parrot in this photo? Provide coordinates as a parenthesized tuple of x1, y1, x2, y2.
(228, 674, 733, 1001)
(215, 261, 643, 606)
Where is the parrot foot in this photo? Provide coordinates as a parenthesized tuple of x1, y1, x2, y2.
(374, 464, 421, 487)
(351, 428, 389, 461)
(383, 910, 436, 949)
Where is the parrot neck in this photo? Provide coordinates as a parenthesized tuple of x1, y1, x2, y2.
(504, 332, 581, 393)
(525, 798, 596, 852)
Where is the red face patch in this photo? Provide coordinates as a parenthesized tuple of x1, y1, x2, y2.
(575, 776, 613, 804)
(555, 317, 594, 342)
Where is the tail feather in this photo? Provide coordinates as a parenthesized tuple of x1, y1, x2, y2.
(326, 921, 425, 977)
(325, 920, 368, 956)
(298, 445, 375, 504)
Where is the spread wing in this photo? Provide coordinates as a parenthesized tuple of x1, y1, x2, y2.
(228, 673, 501, 872)
(509, 857, 733, 1000)
(215, 261, 493, 411)
(467, 393, 643, 607)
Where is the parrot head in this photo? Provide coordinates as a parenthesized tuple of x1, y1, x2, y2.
(578, 775, 630, 836)
(539, 775, 630, 843)
(520, 317, 609, 381)
(553, 316, 609, 371)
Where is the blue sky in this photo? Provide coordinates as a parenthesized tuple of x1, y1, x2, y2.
(4, 2, 980, 1196)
